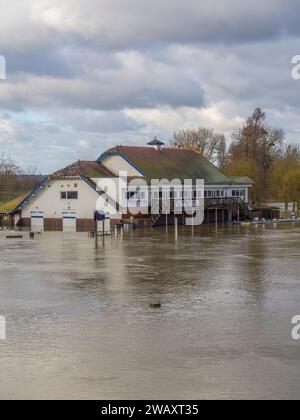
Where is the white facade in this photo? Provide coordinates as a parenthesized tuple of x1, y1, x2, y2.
(94, 177, 251, 205)
(18, 178, 120, 231)
(204, 185, 250, 202)
(100, 155, 142, 177)
(21, 178, 116, 219)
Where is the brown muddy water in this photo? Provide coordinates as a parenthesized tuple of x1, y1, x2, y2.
(0, 224, 300, 400)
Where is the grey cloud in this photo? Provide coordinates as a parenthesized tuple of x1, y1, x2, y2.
(58, 110, 146, 133)
(0, 53, 204, 111)
(24, 0, 300, 48)
(1, 1, 300, 54)
(1, 0, 300, 172)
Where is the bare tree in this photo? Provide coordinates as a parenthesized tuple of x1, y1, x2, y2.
(228, 108, 284, 202)
(281, 143, 300, 161)
(0, 154, 21, 202)
(216, 135, 230, 169)
(171, 128, 226, 164)
(0, 154, 21, 176)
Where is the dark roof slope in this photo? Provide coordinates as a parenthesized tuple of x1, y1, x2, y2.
(50, 160, 114, 179)
(102, 146, 231, 184)
(229, 176, 255, 185)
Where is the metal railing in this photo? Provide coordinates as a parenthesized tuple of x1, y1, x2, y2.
(205, 197, 244, 209)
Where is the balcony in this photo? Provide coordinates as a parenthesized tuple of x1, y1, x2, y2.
(205, 197, 244, 209)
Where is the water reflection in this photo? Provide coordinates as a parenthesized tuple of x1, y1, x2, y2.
(0, 225, 300, 399)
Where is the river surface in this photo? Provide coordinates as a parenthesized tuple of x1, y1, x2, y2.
(0, 224, 300, 400)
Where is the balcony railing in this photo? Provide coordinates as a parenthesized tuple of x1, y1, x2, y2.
(205, 197, 244, 209)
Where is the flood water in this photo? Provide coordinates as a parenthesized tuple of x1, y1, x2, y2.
(0, 224, 300, 400)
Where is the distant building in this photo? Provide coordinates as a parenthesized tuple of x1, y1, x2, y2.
(10, 141, 254, 231)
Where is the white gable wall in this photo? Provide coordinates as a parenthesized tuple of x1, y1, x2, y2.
(21, 179, 118, 219)
(101, 155, 142, 177)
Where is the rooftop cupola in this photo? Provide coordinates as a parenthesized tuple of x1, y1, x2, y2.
(147, 137, 165, 151)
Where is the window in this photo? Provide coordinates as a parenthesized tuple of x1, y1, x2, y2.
(126, 191, 136, 200)
(67, 191, 78, 199)
(74, 183, 78, 188)
(204, 190, 212, 198)
(60, 192, 67, 199)
(232, 190, 243, 197)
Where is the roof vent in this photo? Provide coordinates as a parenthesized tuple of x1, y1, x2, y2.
(147, 137, 165, 151)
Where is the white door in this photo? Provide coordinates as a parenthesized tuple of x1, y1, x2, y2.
(62, 212, 76, 232)
(31, 212, 44, 232)
(97, 215, 111, 234)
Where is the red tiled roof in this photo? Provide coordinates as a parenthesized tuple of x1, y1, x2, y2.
(50, 160, 114, 179)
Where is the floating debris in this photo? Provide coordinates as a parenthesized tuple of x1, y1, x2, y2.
(149, 300, 161, 309)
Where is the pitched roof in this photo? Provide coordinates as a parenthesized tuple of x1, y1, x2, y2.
(50, 160, 114, 179)
(101, 146, 232, 184)
(229, 176, 255, 185)
(0, 193, 31, 213)
(147, 137, 165, 146)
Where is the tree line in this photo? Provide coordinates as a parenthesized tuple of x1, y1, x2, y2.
(0, 154, 41, 204)
(171, 108, 300, 209)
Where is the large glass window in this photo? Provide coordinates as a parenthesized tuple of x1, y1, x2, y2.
(232, 190, 245, 197)
(204, 190, 212, 198)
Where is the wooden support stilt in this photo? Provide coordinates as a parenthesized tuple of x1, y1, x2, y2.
(94, 220, 98, 249)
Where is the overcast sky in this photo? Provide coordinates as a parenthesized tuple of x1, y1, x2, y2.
(0, 0, 300, 173)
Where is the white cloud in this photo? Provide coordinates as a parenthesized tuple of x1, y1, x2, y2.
(125, 106, 244, 138)
(78, 139, 89, 150)
(1, 0, 300, 172)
